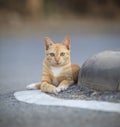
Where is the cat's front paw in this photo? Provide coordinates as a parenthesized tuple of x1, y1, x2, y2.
(56, 85, 68, 93)
(41, 82, 57, 94)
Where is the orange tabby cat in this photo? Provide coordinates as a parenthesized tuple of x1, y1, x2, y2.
(27, 37, 80, 94)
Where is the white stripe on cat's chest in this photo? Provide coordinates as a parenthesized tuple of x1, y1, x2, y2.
(51, 66, 62, 77)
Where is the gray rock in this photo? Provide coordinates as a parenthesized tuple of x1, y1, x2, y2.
(78, 50, 120, 91)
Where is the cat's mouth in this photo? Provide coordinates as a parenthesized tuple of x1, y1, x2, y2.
(56, 62, 60, 65)
(49, 61, 66, 66)
(55, 62, 61, 66)
(52, 62, 63, 66)
(56, 61, 66, 66)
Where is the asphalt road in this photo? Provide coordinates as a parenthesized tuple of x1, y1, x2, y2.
(0, 92, 120, 127)
(0, 19, 120, 127)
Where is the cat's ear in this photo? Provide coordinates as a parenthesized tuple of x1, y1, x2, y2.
(62, 37, 71, 50)
(44, 37, 54, 50)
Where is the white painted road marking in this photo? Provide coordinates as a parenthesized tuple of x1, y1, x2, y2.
(14, 90, 120, 113)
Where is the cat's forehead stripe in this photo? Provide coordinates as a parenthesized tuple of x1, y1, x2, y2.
(55, 44, 60, 49)
(54, 44, 66, 50)
(53, 44, 65, 54)
(48, 44, 68, 54)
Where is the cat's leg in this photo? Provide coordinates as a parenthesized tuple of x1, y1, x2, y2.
(26, 83, 41, 90)
(71, 64, 80, 83)
(41, 82, 57, 93)
(56, 80, 74, 92)
(56, 64, 80, 93)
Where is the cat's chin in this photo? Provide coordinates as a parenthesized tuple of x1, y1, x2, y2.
(51, 65, 62, 67)
(48, 62, 60, 67)
(50, 63, 68, 67)
(48, 61, 69, 67)
(49, 64, 62, 67)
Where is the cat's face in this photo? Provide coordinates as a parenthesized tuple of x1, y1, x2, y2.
(44, 37, 71, 67)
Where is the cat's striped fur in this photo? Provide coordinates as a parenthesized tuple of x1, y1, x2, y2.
(27, 37, 80, 94)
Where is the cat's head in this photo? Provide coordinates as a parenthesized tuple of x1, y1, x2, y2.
(44, 37, 71, 67)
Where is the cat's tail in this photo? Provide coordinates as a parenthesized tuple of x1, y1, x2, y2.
(26, 82, 41, 90)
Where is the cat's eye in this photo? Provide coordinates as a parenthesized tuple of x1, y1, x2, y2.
(60, 52, 65, 56)
(50, 53, 55, 57)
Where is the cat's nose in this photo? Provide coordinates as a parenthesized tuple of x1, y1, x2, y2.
(55, 57, 59, 63)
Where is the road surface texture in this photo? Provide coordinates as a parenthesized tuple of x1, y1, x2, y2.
(0, 18, 120, 127)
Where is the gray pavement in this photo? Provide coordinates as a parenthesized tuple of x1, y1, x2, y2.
(0, 19, 120, 127)
(0, 92, 120, 127)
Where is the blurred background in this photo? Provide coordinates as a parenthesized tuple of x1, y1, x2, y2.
(0, 0, 120, 35)
(0, 0, 120, 20)
(0, 0, 120, 93)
